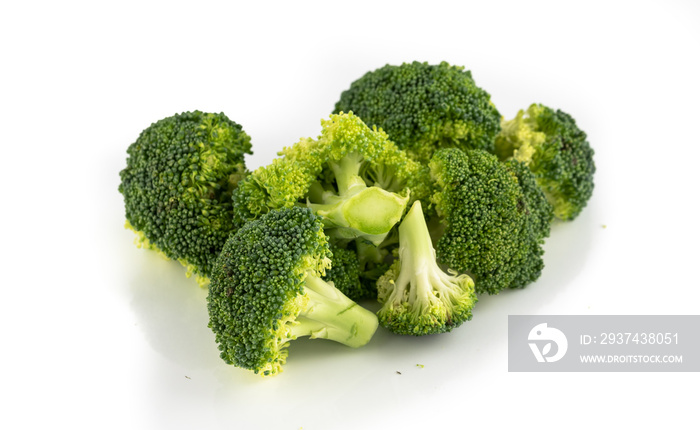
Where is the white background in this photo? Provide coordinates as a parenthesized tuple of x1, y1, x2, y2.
(1, 1, 698, 428)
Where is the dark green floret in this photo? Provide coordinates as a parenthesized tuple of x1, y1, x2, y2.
(322, 242, 373, 301)
(207, 207, 379, 376)
(119, 111, 252, 284)
(233, 112, 429, 245)
(502, 159, 554, 289)
(494, 103, 595, 221)
(377, 201, 477, 335)
(333, 61, 501, 162)
(429, 148, 551, 295)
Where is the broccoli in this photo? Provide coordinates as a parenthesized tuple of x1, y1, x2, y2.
(119, 111, 252, 285)
(333, 61, 501, 162)
(325, 233, 401, 301)
(207, 207, 379, 376)
(494, 103, 596, 220)
(376, 200, 477, 335)
(232, 112, 429, 245)
(322, 241, 371, 302)
(352, 235, 397, 300)
(502, 158, 555, 289)
(429, 148, 552, 295)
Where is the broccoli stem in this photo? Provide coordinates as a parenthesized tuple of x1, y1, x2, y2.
(386, 201, 457, 309)
(376, 200, 477, 335)
(355, 237, 388, 265)
(290, 273, 378, 348)
(307, 153, 409, 245)
(328, 152, 366, 195)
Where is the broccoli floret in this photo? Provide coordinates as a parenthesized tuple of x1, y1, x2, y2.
(207, 207, 379, 376)
(376, 201, 477, 335)
(322, 241, 372, 301)
(233, 112, 429, 245)
(333, 61, 501, 162)
(119, 111, 252, 284)
(429, 148, 551, 295)
(502, 159, 554, 289)
(494, 104, 596, 220)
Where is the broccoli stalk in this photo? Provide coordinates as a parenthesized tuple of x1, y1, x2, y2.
(307, 152, 409, 245)
(355, 235, 394, 282)
(290, 273, 377, 347)
(377, 200, 477, 335)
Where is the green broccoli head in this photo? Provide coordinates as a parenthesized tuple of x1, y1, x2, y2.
(119, 111, 252, 284)
(376, 201, 477, 335)
(233, 112, 430, 245)
(333, 61, 501, 162)
(429, 148, 551, 295)
(494, 103, 595, 221)
(207, 207, 379, 376)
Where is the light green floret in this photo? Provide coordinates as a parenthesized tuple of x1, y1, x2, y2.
(207, 207, 378, 376)
(377, 201, 477, 336)
(495, 104, 595, 221)
(233, 112, 429, 245)
(305, 151, 409, 245)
